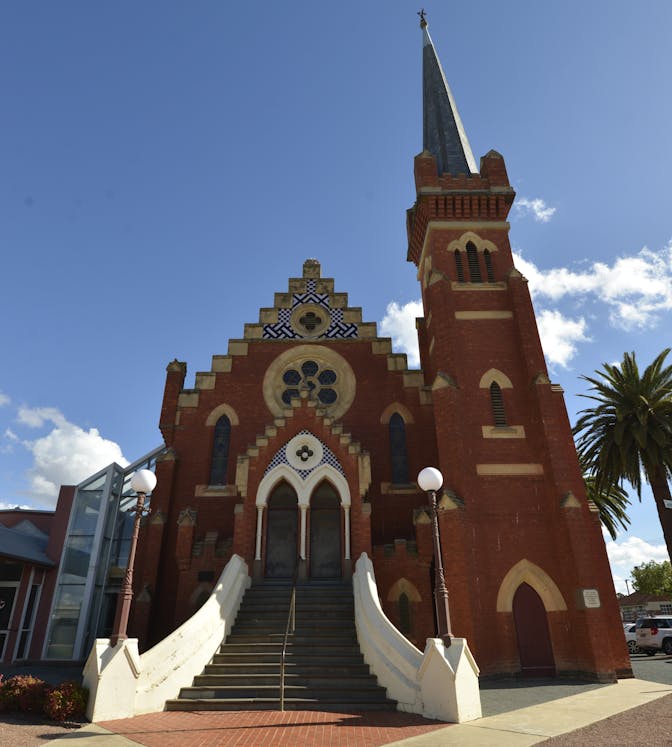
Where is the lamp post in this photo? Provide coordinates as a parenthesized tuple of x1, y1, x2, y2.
(110, 469, 157, 647)
(417, 466, 453, 647)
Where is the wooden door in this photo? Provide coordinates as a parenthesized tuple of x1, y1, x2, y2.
(309, 483, 342, 578)
(265, 483, 298, 578)
(512, 582, 556, 677)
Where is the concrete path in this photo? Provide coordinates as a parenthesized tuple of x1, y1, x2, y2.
(385, 677, 672, 745)
(42, 677, 671, 747)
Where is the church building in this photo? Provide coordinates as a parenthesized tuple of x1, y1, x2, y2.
(4, 18, 630, 683)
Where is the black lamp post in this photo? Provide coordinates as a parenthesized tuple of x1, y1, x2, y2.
(417, 466, 453, 647)
(110, 469, 156, 647)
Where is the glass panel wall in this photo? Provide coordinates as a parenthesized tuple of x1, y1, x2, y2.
(44, 445, 165, 660)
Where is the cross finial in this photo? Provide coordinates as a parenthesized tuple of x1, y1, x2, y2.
(418, 8, 427, 28)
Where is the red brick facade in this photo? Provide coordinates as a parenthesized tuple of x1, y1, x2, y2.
(127, 165, 630, 677)
(126, 44, 630, 680)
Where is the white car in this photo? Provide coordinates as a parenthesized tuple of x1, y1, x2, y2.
(636, 616, 672, 655)
(624, 622, 639, 654)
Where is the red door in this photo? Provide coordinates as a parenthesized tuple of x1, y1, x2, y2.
(512, 583, 556, 677)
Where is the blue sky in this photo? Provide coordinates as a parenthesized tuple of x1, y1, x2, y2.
(1, 2, 671, 593)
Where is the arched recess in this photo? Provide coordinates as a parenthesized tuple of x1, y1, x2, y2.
(309, 481, 342, 578)
(265, 481, 299, 578)
(388, 413, 410, 485)
(387, 577, 422, 602)
(209, 415, 231, 484)
(446, 230, 499, 255)
(479, 368, 513, 389)
(380, 403, 415, 425)
(254, 462, 352, 567)
(256, 463, 351, 508)
(496, 559, 567, 613)
(205, 403, 240, 426)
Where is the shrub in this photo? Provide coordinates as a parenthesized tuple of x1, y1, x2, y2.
(0, 674, 48, 713)
(43, 681, 88, 722)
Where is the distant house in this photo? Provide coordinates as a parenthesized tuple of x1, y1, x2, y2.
(618, 591, 672, 622)
(0, 490, 74, 663)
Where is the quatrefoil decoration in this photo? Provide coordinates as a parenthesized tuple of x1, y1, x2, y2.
(299, 311, 322, 332)
(296, 445, 314, 462)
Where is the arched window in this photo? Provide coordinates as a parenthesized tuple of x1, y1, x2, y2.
(398, 592, 412, 634)
(389, 413, 410, 484)
(483, 249, 495, 282)
(209, 415, 231, 484)
(466, 242, 482, 283)
(454, 250, 465, 282)
(490, 382, 507, 427)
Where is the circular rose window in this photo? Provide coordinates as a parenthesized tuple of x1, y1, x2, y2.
(281, 360, 338, 406)
(263, 345, 356, 419)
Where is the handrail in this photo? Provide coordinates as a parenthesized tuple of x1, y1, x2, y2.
(280, 557, 301, 711)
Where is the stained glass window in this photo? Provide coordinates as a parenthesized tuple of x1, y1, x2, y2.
(210, 415, 231, 484)
(389, 413, 410, 484)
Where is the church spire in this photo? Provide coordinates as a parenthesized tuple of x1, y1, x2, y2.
(420, 13, 478, 176)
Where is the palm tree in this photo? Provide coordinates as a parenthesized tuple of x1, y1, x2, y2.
(581, 460, 631, 540)
(573, 349, 672, 561)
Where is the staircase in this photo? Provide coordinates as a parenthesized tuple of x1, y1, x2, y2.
(166, 579, 395, 712)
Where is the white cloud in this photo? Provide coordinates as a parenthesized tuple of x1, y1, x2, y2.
(605, 535, 669, 594)
(0, 501, 32, 511)
(18, 406, 67, 429)
(536, 309, 590, 368)
(17, 408, 128, 507)
(513, 241, 672, 330)
(380, 300, 423, 368)
(515, 197, 556, 223)
(0, 392, 10, 407)
(1, 428, 19, 454)
(605, 535, 669, 568)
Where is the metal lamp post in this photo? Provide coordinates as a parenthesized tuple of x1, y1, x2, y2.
(417, 466, 453, 647)
(110, 469, 157, 647)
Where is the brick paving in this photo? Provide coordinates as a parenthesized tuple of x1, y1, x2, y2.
(97, 709, 448, 747)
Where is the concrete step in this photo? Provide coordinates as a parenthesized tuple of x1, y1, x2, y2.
(213, 653, 367, 666)
(225, 635, 359, 646)
(193, 673, 380, 687)
(164, 578, 396, 713)
(176, 684, 389, 700)
(202, 662, 372, 676)
(165, 698, 395, 712)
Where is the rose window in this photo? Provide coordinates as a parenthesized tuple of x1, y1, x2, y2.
(281, 360, 338, 406)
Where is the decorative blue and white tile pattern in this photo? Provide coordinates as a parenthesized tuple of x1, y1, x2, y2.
(262, 278, 358, 340)
(264, 430, 344, 479)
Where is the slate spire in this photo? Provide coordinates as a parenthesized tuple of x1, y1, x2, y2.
(421, 14, 478, 176)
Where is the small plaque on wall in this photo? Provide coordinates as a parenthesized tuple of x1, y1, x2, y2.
(581, 589, 601, 609)
(664, 499, 672, 510)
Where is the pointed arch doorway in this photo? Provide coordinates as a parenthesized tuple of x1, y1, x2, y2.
(309, 482, 342, 578)
(254, 453, 353, 581)
(512, 583, 556, 677)
(265, 482, 298, 578)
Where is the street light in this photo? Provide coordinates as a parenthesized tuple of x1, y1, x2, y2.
(417, 466, 453, 647)
(110, 469, 157, 647)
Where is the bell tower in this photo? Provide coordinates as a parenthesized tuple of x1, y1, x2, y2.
(407, 16, 631, 679)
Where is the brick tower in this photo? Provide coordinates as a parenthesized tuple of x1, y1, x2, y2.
(401, 17, 631, 678)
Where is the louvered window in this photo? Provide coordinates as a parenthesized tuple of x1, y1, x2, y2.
(466, 242, 482, 282)
(210, 415, 231, 484)
(389, 413, 410, 484)
(484, 249, 495, 282)
(454, 250, 465, 282)
(490, 383, 507, 427)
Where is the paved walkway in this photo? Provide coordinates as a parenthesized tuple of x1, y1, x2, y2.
(23, 676, 665, 746)
(3, 655, 672, 745)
